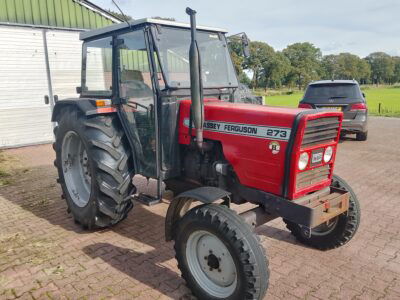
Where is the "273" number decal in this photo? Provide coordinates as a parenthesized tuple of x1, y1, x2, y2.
(266, 129, 288, 139)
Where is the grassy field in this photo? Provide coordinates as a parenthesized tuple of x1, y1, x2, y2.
(258, 85, 400, 117)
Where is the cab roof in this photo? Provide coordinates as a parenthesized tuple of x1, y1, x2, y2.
(80, 18, 228, 40)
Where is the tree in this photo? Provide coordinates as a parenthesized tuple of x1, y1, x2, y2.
(243, 41, 275, 88)
(391, 56, 400, 84)
(228, 40, 245, 75)
(260, 52, 291, 88)
(357, 59, 371, 84)
(238, 73, 251, 86)
(282, 42, 322, 89)
(231, 51, 244, 74)
(152, 17, 176, 21)
(337, 53, 371, 82)
(321, 53, 371, 83)
(321, 54, 338, 79)
(365, 52, 395, 84)
(107, 9, 133, 21)
(336, 53, 361, 79)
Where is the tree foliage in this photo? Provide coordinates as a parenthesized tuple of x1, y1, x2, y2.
(282, 42, 322, 89)
(244, 41, 275, 88)
(263, 52, 291, 88)
(366, 52, 395, 84)
(107, 9, 133, 21)
(392, 56, 400, 84)
(152, 16, 176, 21)
(228, 40, 245, 74)
(228, 39, 399, 88)
(321, 53, 371, 83)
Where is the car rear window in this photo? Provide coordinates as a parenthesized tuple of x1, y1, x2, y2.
(304, 84, 362, 100)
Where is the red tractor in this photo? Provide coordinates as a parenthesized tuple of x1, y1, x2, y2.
(52, 8, 360, 299)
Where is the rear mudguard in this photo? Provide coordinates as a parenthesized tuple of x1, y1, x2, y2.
(165, 186, 231, 241)
(51, 98, 117, 122)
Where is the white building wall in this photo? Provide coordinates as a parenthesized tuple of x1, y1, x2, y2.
(0, 26, 53, 147)
(0, 26, 82, 148)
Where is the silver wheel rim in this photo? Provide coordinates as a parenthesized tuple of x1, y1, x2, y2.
(186, 230, 237, 298)
(61, 131, 91, 207)
(311, 217, 339, 236)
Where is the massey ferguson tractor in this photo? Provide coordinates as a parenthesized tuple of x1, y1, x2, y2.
(52, 8, 360, 299)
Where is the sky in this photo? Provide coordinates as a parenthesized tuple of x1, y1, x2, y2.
(91, 0, 400, 58)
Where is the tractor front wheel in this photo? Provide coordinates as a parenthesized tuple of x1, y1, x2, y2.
(174, 204, 269, 300)
(284, 174, 360, 250)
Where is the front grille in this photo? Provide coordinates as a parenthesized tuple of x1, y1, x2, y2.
(302, 117, 340, 147)
(296, 165, 331, 189)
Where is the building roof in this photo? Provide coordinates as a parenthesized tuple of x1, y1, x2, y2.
(80, 17, 228, 40)
(309, 79, 358, 85)
(0, 0, 120, 30)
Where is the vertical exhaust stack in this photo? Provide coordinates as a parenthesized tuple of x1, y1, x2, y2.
(186, 7, 204, 150)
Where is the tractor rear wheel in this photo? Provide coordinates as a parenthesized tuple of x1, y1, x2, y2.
(284, 174, 360, 250)
(174, 204, 269, 300)
(54, 108, 135, 229)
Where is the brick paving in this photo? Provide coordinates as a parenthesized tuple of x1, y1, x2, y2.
(0, 116, 399, 299)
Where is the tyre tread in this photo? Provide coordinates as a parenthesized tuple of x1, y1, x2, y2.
(284, 174, 360, 250)
(54, 111, 134, 229)
(174, 204, 269, 299)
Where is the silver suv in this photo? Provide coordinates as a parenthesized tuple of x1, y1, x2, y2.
(299, 80, 368, 141)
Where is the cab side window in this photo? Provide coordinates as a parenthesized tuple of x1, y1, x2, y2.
(82, 37, 113, 95)
(117, 30, 157, 177)
(118, 31, 153, 104)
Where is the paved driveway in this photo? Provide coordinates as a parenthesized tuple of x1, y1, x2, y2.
(0, 116, 399, 299)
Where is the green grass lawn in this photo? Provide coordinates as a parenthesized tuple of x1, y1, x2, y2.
(362, 86, 400, 116)
(260, 86, 400, 117)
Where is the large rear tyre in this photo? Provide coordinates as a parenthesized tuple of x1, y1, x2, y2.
(54, 108, 135, 229)
(284, 174, 360, 250)
(174, 204, 269, 300)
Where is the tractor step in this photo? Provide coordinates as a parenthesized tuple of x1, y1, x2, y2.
(132, 193, 161, 206)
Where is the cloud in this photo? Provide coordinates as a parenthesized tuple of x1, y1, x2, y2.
(322, 42, 344, 52)
(95, 0, 400, 57)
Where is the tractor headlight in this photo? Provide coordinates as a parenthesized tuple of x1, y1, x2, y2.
(298, 152, 309, 170)
(324, 146, 333, 163)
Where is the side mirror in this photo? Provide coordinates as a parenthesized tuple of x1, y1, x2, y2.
(44, 95, 49, 105)
(76, 86, 82, 94)
(362, 92, 366, 98)
(241, 33, 250, 58)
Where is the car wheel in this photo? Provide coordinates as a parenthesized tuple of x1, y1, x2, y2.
(356, 131, 368, 141)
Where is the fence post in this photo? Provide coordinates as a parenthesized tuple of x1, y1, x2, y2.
(378, 102, 381, 114)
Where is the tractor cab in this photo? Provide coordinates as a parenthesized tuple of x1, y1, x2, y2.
(78, 16, 241, 185)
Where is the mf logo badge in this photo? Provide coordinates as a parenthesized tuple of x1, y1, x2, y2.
(269, 141, 280, 154)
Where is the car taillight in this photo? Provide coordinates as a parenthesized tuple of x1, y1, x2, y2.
(298, 103, 313, 109)
(350, 103, 367, 111)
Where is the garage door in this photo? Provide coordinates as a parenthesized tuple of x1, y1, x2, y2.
(0, 26, 53, 148)
(0, 26, 82, 148)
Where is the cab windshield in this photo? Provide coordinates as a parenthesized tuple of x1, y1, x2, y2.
(155, 27, 238, 89)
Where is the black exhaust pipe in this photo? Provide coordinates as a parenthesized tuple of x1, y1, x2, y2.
(186, 7, 204, 150)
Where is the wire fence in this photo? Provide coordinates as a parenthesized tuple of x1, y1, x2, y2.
(369, 103, 400, 116)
